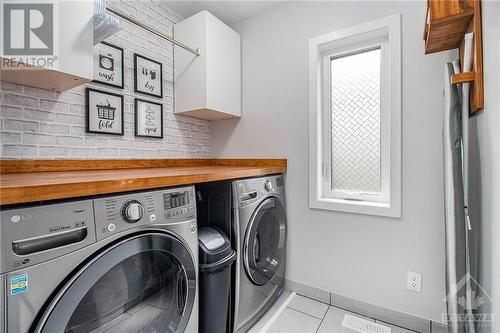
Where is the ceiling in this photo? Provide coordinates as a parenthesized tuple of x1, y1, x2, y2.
(166, 1, 285, 25)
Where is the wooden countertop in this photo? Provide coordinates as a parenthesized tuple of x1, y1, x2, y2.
(0, 159, 286, 205)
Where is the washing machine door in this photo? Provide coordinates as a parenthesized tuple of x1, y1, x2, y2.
(33, 232, 196, 333)
(243, 197, 286, 286)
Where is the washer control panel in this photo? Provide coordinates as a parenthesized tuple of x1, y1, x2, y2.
(93, 186, 196, 240)
(233, 175, 284, 207)
(121, 200, 144, 223)
(264, 180, 273, 192)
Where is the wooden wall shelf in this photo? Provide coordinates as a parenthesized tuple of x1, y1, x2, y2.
(424, 9, 474, 54)
(423, 0, 484, 114)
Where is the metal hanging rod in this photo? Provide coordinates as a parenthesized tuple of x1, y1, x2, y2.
(106, 5, 200, 56)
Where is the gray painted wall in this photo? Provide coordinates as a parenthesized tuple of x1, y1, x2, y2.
(477, 2, 500, 331)
(212, 1, 455, 321)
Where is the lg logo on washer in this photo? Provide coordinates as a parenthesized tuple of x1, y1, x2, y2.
(10, 214, 31, 223)
(2, 1, 58, 68)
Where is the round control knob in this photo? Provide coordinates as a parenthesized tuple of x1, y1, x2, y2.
(265, 180, 273, 192)
(122, 200, 144, 223)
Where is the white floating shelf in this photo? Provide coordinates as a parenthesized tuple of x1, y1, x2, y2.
(0, 1, 93, 92)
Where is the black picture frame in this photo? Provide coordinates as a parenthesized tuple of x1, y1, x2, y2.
(134, 98, 164, 139)
(86, 87, 124, 136)
(92, 42, 124, 89)
(134, 53, 163, 98)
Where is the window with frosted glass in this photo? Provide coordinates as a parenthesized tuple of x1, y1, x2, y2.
(330, 48, 381, 194)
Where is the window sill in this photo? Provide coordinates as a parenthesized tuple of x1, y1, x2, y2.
(309, 196, 401, 218)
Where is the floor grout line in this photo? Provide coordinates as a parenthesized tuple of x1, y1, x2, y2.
(374, 319, 421, 333)
(283, 307, 323, 332)
(329, 304, 378, 322)
(315, 305, 330, 333)
(285, 306, 326, 321)
(282, 293, 330, 333)
(294, 293, 330, 306)
(320, 306, 329, 320)
(287, 296, 329, 320)
(260, 291, 297, 332)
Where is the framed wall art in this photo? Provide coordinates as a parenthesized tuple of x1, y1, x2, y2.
(134, 53, 163, 98)
(86, 88, 124, 135)
(134, 98, 163, 138)
(93, 42, 124, 88)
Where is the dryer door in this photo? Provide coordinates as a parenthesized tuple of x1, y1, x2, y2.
(32, 232, 196, 333)
(243, 197, 286, 286)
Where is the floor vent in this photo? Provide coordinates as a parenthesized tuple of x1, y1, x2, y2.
(341, 314, 392, 333)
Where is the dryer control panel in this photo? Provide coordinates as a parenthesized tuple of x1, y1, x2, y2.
(93, 186, 196, 241)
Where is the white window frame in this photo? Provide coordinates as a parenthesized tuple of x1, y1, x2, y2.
(309, 14, 401, 218)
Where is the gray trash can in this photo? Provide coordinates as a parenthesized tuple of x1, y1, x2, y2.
(198, 227, 236, 333)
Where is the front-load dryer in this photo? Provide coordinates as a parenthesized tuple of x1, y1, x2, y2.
(232, 175, 287, 333)
(0, 186, 198, 333)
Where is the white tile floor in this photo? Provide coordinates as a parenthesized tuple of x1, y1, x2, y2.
(251, 293, 419, 333)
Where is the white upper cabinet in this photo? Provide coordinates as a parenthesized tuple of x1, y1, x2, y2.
(1, 1, 94, 91)
(174, 11, 241, 120)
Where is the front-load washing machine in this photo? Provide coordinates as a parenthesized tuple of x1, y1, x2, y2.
(0, 186, 198, 333)
(232, 175, 287, 332)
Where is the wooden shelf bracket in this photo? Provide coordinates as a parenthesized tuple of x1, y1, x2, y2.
(451, 71, 475, 84)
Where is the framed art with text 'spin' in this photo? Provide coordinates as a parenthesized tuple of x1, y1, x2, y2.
(135, 98, 163, 138)
(134, 53, 163, 98)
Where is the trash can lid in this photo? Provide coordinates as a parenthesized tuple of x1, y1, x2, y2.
(198, 227, 225, 251)
(198, 226, 235, 272)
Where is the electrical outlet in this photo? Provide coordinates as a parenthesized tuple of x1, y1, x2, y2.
(407, 271, 422, 293)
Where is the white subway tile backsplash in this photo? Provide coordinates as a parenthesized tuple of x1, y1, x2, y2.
(1, 132, 21, 144)
(40, 123, 71, 135)
(2, 106, 22, 118)
(23, 86, 56, 99)
(69, 104, 85, 115)
(84, 137, 106, 147)
(23, 109, 55, 121)
(39, 100, 69, 113)
(119, 148, 151, 157)
(57, 92, 84, 104)
(39, 146, 70, 157)
(71, 148, 96, 157)
(22, 133, 54, 145)
(1, 82, 23, 92)
(70, 126, 86, 136)
(5, 119, 39, 132)
(3, 94, 38, 108)
(130, 140, 149, 149)
(0, 0, 211, 159)
(108, 138, 131, 148)
(54, 113, 83, 125)
(97, 148, 120, 157)
(2, 145, 38, 157)
(55, 136, 84, 146)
